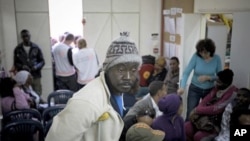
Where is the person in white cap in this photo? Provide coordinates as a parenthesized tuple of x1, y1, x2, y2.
(46, 32, 142, 141)
(14, 70, 40, 108)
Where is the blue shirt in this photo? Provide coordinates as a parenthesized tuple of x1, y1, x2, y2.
(113, 94, 124, 117)
(180, 53, 222, 89)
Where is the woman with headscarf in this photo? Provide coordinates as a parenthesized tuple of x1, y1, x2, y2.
(151, 94, 185, 141)
(14, 70, 40, 108)
(0, 77, 32, 115)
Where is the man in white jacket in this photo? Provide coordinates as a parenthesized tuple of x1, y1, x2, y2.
(46, 32, 142, 141)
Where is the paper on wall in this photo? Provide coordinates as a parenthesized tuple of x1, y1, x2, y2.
(176, 8, 183, 14)
(170, 8, 177, 16)
(175, 44, 180, 57)
(169, 43, 176, 58)
(163, 9, 170, 15)
(164, 42, 170, 58)
(164, 16, 175, 34)
(176, 16, 183, 35)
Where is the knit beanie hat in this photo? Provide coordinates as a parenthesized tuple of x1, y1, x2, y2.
(103, 32, 142, 71)
(14, 70, 30, 85)
(217, 69, 234, 84)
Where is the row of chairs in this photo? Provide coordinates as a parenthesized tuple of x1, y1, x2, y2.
(2, 106, 65, 141)
(47, 89, 74, 107)
(1, 89, 74, 141)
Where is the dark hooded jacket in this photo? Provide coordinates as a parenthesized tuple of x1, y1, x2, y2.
(151, 94, 185, 141)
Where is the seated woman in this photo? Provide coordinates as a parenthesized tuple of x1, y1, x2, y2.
(151, 94, 185, 141)
(185, 69, 238, 141)
(147, 56, 167, 85)
(14, 70, 40, 108)
(164, 56, 180, 94)
(0, 77, 32, 115)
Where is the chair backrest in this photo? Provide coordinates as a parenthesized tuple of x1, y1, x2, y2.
(42, 105, 65, 137)
(47, 89, 74, 107)
(2, 120, 44, 141)
(42, 105, 65, 126)
(2, 109, 42, 127)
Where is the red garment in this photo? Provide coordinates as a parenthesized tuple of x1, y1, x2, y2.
(138, 64, 154, 87)
(196, 85, 238, 115)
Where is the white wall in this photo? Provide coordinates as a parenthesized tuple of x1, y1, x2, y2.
(179, 14, 206, 118)
(1, 0, 53, 100)
(83, 0, 162, 64)
(206, 24, 227, 67)
(0, 0, 4, 67)
(0, 0, 18, 70)
(230, 12, 250, 89)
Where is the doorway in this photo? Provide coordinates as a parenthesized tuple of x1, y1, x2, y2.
(205, 14, 233, 69)
(48, 0, 83, 42)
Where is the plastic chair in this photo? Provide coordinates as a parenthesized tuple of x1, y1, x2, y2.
(2, 120, 44, 141)
(42, 105, 65, 136)
(2, 109, 42, 127)
(47, 89, 74, 107)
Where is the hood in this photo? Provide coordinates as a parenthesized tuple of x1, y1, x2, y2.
(158, 94, 181, 117)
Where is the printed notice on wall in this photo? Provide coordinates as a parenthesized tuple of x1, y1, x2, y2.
(164, 16, 175, 34)
(169, 43, 176, 58)
(164, 42, 170, 58)
(164, 42, 177, 58)
(176, 16, 183, 35)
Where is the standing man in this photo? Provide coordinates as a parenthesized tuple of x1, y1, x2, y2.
(72, 38, 99, 89)
(14, 29, 45, 96)
(52, 33, 78, 92)
(46, 32, 142, 141)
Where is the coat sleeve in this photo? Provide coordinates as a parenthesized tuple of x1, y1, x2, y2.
(45, 99, 101, 141)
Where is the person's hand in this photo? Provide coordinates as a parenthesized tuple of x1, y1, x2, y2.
(177, 88, 184, 95)
(9, 66, 17, 76)
(31, 66, 37, 71)
(189, 108, 198, 122)
(136, 115, 154, 126)
(28, 99, 35, 107)
(22, 65, 30, 72)
(198, 75, 211, 82)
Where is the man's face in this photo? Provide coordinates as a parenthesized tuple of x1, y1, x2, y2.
(106, 62, 140, 94)
(234, 90, 250, 105)
(21, 32, 31, 43)
(157, 84, 167, 99)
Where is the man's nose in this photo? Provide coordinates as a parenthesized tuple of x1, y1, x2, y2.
(124, 71, 131, 80)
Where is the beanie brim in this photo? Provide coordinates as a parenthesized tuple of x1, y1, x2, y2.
(103, 54, 142, 71)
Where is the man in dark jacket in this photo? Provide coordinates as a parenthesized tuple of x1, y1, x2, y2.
(14, 29, 45, 96)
